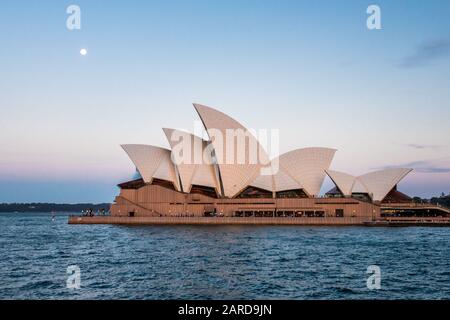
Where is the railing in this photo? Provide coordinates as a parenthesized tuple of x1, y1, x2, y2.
(381, 202, 450, 213)
(383, 216, 450, 222)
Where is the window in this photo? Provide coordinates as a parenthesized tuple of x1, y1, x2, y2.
(276, 189, 308, 198)
(236, 186, 273, 198)
(190, 185, 218, 198)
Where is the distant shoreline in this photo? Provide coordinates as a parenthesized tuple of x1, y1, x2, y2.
(0, 203, 111, 213)
(1, 195, 449, 213)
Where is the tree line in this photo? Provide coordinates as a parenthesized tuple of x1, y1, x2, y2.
(412, 193, 450, 208)
(0, 203, 111, 213)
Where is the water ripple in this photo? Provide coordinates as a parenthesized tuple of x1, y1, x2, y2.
(0, 213, 449, 299)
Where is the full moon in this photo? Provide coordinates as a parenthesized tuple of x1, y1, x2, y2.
(80, 48, 87, 56)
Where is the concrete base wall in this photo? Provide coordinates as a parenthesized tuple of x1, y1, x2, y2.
(69, 216, 370, 226)
(110, 184, 380, 219)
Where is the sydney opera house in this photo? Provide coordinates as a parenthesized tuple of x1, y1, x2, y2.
(98, 103, 449, 225)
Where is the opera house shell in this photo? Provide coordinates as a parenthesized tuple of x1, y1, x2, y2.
(110, 103, 414, 219)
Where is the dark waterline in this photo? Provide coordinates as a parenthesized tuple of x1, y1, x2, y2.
(0, 212, 449, 299)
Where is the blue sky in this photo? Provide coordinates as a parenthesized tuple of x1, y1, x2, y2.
(0, 0, 449, 202)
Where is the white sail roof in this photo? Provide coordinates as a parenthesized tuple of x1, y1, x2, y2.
(121, 144, 180, 191)
(120, 102, 411, 202)
(193, 103, 270, 197)
(326, 168, 412, 201)
(352, 179, 369, 194)
(358, 168, 412, 201)
(273, 166, 302, 192)
(250, 172, 275, 192)
(278, 147, 336, 196)
(248, 148, 336, 194)
(325, 170, 356, 196)
(162, 128, 220, 194)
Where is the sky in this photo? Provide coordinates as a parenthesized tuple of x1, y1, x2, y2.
(0, 0, 449, 203)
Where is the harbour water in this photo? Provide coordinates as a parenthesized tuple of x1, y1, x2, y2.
(0, 212, 449, 299)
